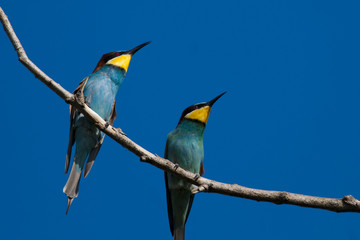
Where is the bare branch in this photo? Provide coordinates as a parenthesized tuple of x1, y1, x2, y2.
(1, 6, 360, 213)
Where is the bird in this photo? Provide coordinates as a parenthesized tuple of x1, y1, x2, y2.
(63, 41, 151, 214)
(164, 92, 226, 240)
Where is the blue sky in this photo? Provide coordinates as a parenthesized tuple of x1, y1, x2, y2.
(1, 0, 360, 239)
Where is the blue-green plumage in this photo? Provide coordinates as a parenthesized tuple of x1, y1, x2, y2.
(63, 65, 125, 212)
(71, 65, 125, 173)
(165, 92, 225, 240)
(83, 65, 125, 121)
(165, 120, 205, 239)
(63, 42, 150, 214)
(166, 120, 204, 188)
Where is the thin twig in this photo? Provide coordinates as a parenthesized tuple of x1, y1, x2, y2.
(1, 7, 360, 213)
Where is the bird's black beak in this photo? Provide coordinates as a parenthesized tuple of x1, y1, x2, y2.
(128, 41, 151, 55)
(208, 92, 227, 107)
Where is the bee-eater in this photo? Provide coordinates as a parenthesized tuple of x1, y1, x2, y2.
(164, 92, 226, 240)
(63, 41, 150, 214)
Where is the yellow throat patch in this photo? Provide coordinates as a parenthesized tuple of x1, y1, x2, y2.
(107, 54, 132, 71)
(185, 106, 211, 124)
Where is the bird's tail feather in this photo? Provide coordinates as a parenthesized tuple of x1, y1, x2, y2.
(63, 162, 82, 198)
(63, 142, 91, 214)
(174, 228, 185, 240)
(66, 198, 74, 215)
(63, 162, 82, 213)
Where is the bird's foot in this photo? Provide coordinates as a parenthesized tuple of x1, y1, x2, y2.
(74, 90, 85, 106)
(173, 163, 179, 171)
(193, 173, 201, 181)
(191, 184, 210, 194)
(190, 185, 199, 194)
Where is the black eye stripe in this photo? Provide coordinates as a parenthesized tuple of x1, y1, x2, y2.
(183, 103, 206, 116)
(103, 51, 125, 62)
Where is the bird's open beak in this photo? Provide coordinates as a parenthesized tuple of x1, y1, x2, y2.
(208, 92, 227, 107)
(128, 41, 151, 55)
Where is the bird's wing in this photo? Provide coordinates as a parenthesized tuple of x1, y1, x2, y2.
(185, 194, 194, 224)
(65, 77, 89, 174)
(164, 173, 174, 235)
(165, 138, 200, 234)
(200, 161, 205, 176)
(65, 109, 76, 174)
(164, 142, 175, 236)
(83, 138, 103, 178)
(83, 100, 117, 178)
(186, 144, 202, 223)
(108, 100, 117, 125)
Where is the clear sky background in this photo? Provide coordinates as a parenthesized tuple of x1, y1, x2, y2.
(1, 1, 360, 239)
